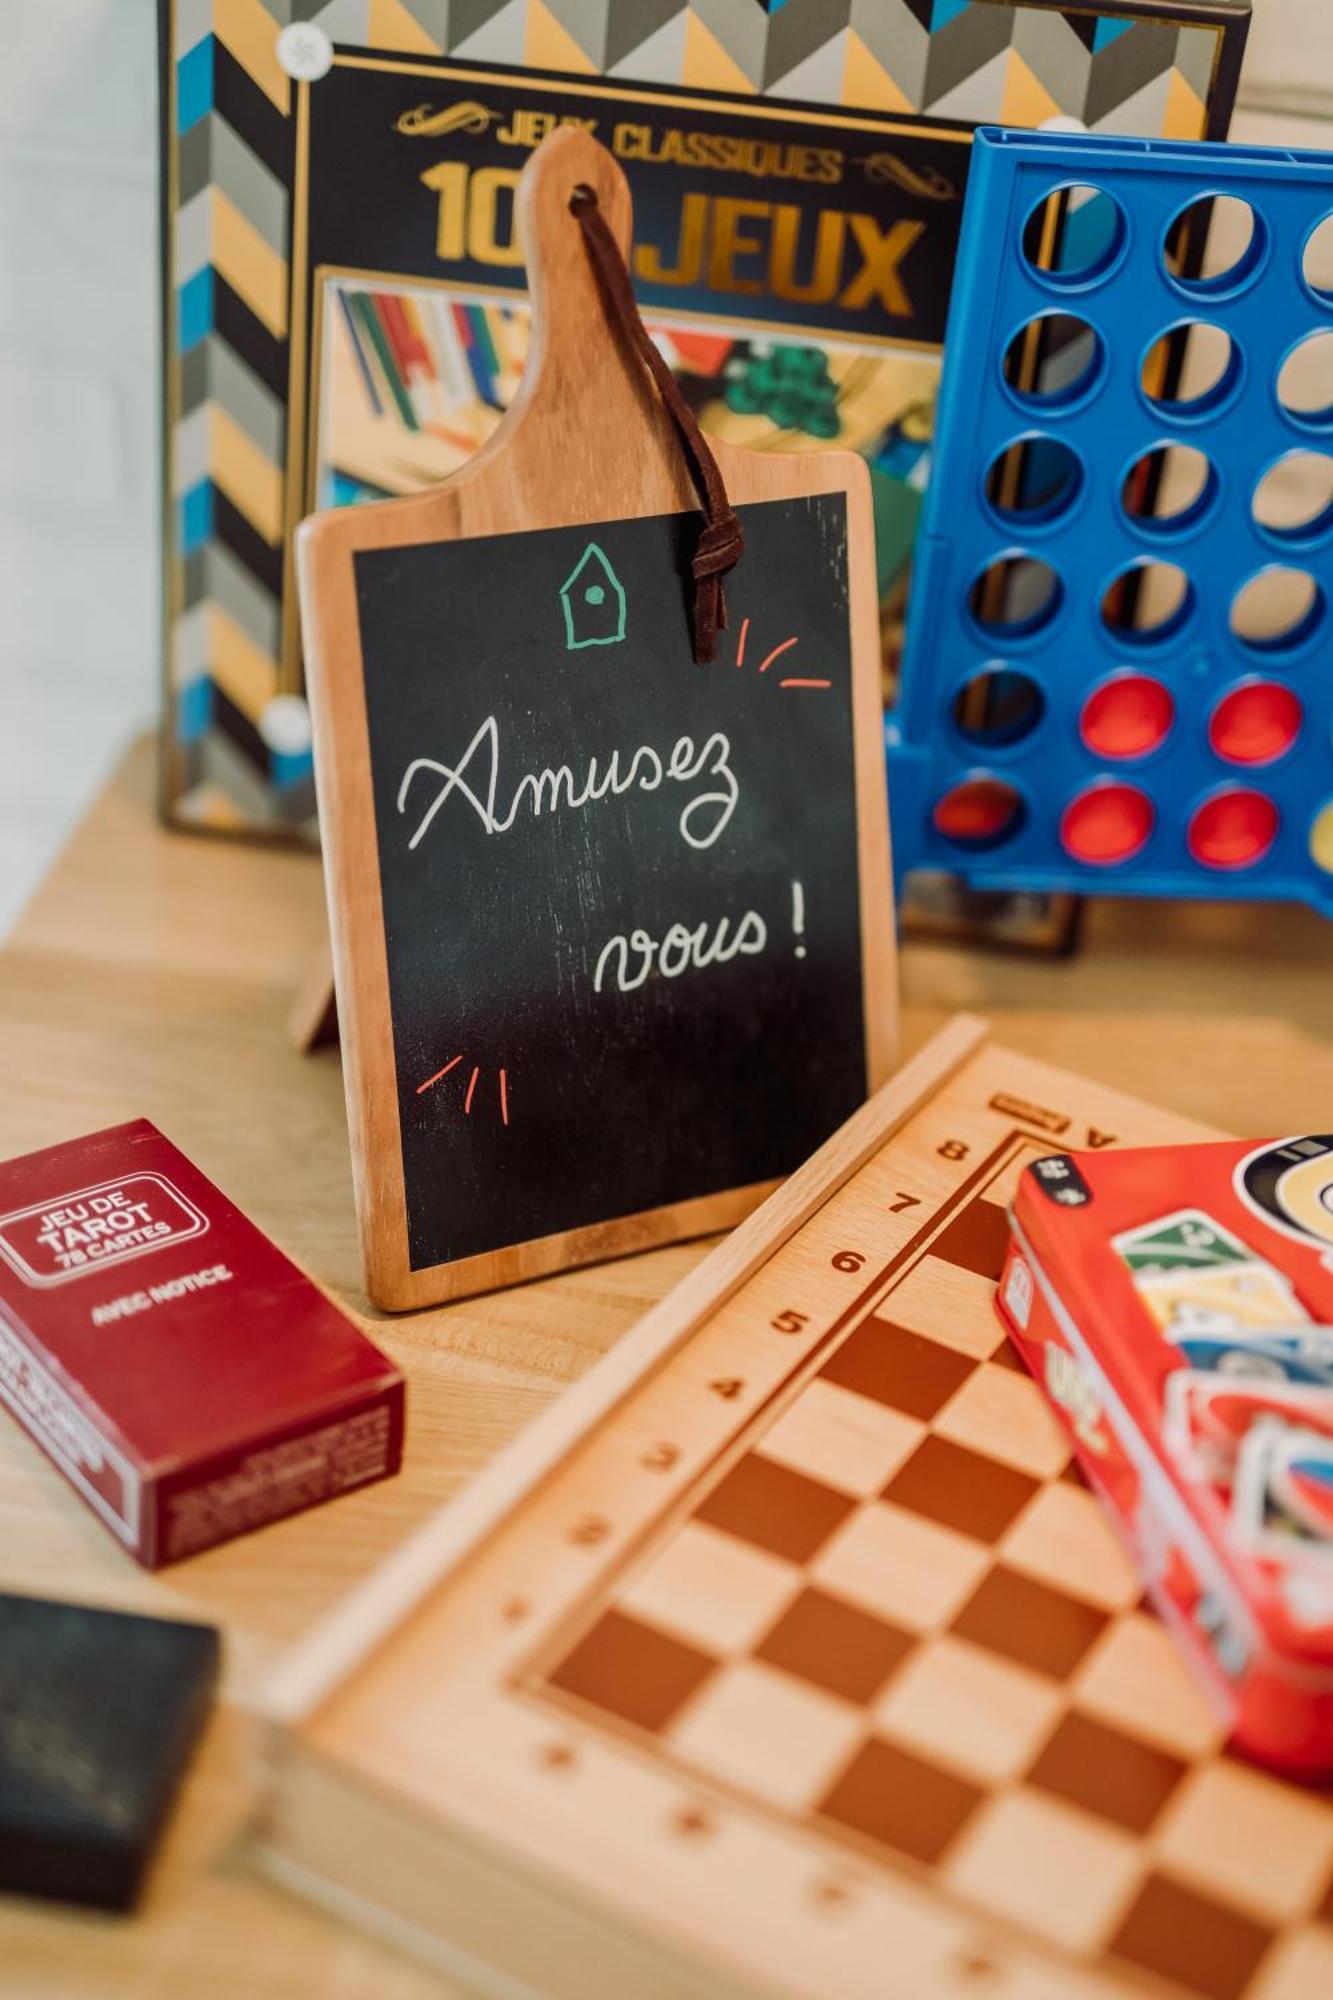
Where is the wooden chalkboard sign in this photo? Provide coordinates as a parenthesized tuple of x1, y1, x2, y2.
(297, 128, 895, 1309)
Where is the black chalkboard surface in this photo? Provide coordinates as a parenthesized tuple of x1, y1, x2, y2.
(354, 495, 866, 1271)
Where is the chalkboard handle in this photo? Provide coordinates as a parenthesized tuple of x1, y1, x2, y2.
(483, 129, 696, 519)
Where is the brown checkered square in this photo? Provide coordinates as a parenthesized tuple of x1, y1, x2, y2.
(930, 1198, 1013, 1280)
(755, 1586, 913, 1704)
(1109, 1873, 1276, 2000)
(952, 1566, 1107, 1678)
(695, 1453, 854, 1564)
(819, 1733, 983, 1865)
(1026, 1712, 1186, 1834)
(549, 1610, 715, 1732)
(820, 1315, 974, 1420)
(885, 1435, 1038, 1543)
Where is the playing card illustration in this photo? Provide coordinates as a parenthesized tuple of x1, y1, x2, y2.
(1177, 1334, 1333, 1389)
(1113, 1208, 1252, 1277)
(1233, 1420, 1333, 1566)
(1136, 1262, 1309, 1338)
(1163, 1372, 1333, 1488)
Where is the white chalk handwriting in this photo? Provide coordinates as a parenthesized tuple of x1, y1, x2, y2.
(594, 909, 768, 994)
(397, 715, 739, 853)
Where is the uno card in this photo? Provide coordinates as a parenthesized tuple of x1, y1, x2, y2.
(1177, 1334, 1333, 1389)
(1233, 1421, 1333, 1565)
(1162, 1371, 1333, 1487)
(1114, 1208, 1252, 1277)
(1275, 1433, 1333, 1539)
(1135, 1262, 1309, 1339)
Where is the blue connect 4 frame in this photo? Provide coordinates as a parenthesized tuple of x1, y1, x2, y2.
(887, 127, 1333, 913)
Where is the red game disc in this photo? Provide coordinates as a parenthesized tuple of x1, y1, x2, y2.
(1209, 681, 1302, 765)
(1188, 788, 1279, 868)
(1060, 782, 1154, 864)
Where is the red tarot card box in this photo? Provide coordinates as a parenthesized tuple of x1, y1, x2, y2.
(996, 1135, 1333, 1777)
(0, 1120, 404, 1566)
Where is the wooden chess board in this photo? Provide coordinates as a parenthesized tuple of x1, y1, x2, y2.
(261, 1019, 1333, 2000)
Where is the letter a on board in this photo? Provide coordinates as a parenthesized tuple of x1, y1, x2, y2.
(561, 542, 627, 649)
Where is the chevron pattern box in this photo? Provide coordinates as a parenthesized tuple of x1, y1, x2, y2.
(157, 0, 1249, 840)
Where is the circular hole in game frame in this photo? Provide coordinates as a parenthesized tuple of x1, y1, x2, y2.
(949, 667, 1046, 750)
(1277, 331, 1333, 430)
(1020, 183, 1128, 288)
(982, 434, 1085, 528)
(1311, 798, 1333, 878)
(1162, 193, 1266, 298)
(967, 555, 1063, 639)
(1140, 321, 1242, 420)
(1059, 781, 1155, 866)
(1251, 451, 1333, 544)
(1119, 442, 1218, 536)
(1208, 680, 1304, 767)
(1079, 673, 1175, 761)
(1001, 312, 1104, 410)
(1099, 559, 1194, 647)
(1187, 787, 1279, 870)
(1229, 565, 1325, 655)
(1301, 212, 1333, 306)
(931, 774, 1026, 851)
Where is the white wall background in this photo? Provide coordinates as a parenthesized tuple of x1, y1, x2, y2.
(0, 0, 159, 935)
(0, 0, 1327, 937)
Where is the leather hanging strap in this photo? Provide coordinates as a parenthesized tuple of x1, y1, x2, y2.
(570, 182, 744, 664)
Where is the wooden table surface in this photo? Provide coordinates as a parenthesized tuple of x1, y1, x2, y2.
(2, 737, 1330, 1997)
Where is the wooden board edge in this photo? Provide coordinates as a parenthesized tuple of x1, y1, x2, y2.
(844, 451, 897, 1088)
(296, 505, 407, 1304)
(370, 1180, 781, 1312)
(255, 1012, 989, 1730)
(252, 1736, 767, 2000)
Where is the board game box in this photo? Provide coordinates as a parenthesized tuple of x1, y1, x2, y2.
(999, 1135, 1333, 1775)
(0, 1119, 404, 1566)
(157, 0, 1249, 840)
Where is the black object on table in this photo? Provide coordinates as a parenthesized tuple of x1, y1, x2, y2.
(0, 1591, 219, 1911)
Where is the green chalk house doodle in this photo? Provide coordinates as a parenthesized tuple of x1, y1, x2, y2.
(560, 543, 627, 650)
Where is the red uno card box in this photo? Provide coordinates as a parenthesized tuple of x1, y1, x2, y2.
(0, 1120, 404, 1567)
(158, 0, 1249, 839)
(997, 1136, 1333, 1776)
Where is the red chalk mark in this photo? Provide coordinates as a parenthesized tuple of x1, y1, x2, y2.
(735, 616, 750, 667)
(757, 636, 799, 674)
(779, 677, 831, 690)
(420, 1053, 512, 1126)
(417, 1053, 463, 1094)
